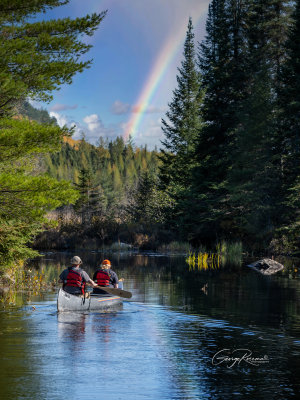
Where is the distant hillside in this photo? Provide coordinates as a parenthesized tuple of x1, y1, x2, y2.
(17, 101, 57, 125)
(17, 101, 160, 212)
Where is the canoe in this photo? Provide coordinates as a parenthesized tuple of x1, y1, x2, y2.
(57, 288, 123, 312)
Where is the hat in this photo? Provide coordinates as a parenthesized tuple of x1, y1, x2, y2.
(101, 259, 111, 267)
(71, 256, 82, 265)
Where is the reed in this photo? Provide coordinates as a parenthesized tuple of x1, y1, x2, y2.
(186, 251, 196, 270)
(186, 241, 242, 270)
(186, 251, 220, 271)
(2, 262, 49, 293)
(217, 241, 243, 266)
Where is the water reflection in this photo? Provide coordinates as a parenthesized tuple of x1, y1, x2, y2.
(0, 252, 299, 399)
(57, 312, 87, 341)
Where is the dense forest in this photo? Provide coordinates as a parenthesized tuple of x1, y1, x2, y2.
(158, 0, 300, 254)
(1, 0, 300, 270)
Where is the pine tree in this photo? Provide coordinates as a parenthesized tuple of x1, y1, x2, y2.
(225, 0, 292, 243)
(0, 0, 105, 266)
(0, 1, 106, 113)
(159, 18, 203, 226)
(127, 171, 172, 225)
(278, 0, 300, 187)
(74, 167, 107, 224)
(226, 75, 277, 242)
(276, 0, 300, 246)
(186, 0, 247, 242)
(185, 0, 291, 245)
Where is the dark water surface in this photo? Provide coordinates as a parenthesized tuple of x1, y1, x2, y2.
(0, 252, 300, 400)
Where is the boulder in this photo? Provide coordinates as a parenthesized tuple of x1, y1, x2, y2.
(247, 258, 284, 275)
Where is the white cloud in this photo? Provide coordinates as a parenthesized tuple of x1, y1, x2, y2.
(50, 111, 121, 143)
(50, 111, 81, 137)
(28, 98, 44, 109)
(50, 111, 71, 128)
(83, 114, 102, 132)
(81, 114, 121, 142)
(49, 111, 163, 150)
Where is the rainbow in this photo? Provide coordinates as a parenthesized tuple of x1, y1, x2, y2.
(123, 3, 209, 142)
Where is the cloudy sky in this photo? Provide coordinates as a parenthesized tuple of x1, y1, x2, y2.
(37, 0, 210, 149)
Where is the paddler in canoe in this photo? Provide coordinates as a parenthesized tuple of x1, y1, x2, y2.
(58, 256, 98, 295)
(92, 259, 119, 294)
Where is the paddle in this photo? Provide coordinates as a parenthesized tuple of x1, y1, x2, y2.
(94, 285, 132, 299)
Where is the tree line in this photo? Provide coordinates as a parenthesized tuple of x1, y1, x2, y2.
(44, 135, 161, 224)
(159, 0, 300, 253)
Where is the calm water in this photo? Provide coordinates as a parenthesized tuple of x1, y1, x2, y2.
(0, 252, 300, 400)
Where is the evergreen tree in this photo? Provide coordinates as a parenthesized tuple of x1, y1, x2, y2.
(0, 1, 106, 113)
(186, 0, 247, 242)
(127, 172, 172, 225)
(278, 0, 300, 188)
(226, 74, 278, 242)
(186, 0, 291, 244)
(159, 17, 203, 227)
(0, 0, 105, 266)
(225, 0, 292, 243)
(0, 118, 79, 264)
(276, 0, 300, 245)
(74, 167, 107, 224)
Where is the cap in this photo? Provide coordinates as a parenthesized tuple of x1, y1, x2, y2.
(70, 256, 82, 265)
(101, 259, 111, 267)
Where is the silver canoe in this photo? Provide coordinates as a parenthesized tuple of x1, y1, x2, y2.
(57, 288, 123, 312)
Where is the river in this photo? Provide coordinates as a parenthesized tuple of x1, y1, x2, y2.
(0, 251, 299, 399)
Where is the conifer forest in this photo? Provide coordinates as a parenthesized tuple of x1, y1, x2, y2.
(1, 0, 300, 268)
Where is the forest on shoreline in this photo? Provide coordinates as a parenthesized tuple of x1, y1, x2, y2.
(2, 0, 300, 271)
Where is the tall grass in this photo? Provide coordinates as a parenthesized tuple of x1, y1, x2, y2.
(186, 241, 243, 270)
(0, 262, 50, 307)
(217, 241, 243, 266)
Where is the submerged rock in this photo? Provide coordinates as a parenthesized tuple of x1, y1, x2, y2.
(247, 258, 284, 275)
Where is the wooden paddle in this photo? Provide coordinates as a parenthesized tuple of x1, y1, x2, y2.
(94, 285, 132, 299)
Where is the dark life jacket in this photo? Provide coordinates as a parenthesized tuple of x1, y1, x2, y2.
(65, 267, 85, 294)
(95, 269, 110, 287)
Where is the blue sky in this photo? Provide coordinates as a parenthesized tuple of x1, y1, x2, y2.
(35, 0, 210, 149)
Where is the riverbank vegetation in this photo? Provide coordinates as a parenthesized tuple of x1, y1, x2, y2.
(0, 1, 106, 270)
(2, 1, 300, 271)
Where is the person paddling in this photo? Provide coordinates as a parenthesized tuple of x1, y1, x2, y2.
(59, 256, 97, 295)
(92, 259, 119, 294)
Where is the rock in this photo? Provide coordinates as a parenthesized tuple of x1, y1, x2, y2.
(247, 258, 284, 275)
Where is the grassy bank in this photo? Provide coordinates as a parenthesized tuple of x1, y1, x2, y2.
(0, 261, 50, 294)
